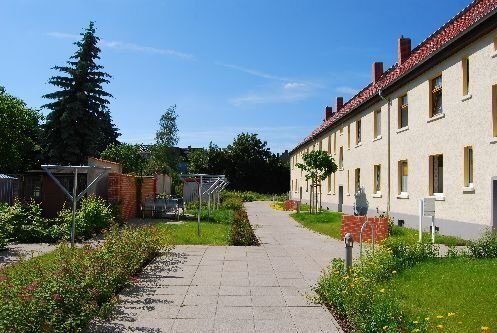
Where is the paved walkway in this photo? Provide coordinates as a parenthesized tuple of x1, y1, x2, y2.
(90, 202, 346, 332)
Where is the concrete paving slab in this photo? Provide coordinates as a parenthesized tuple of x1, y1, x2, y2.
(91, 202, 345, 332)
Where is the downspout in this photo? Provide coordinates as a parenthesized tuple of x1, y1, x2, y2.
(378, 90, 391, 216)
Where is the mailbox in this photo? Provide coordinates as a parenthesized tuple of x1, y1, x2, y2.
(423, 197, 435, 216)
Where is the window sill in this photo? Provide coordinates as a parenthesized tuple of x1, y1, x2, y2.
(396, 126, 409, 134)
(427, 113, 445, 123)
(397, 193, 409, 199)
(338, 167, 344, 171)
(490, 138, 497, 144)
(372, 192, 382, 198)
(461, 94, 472, 102)
(492, 50, 497, 58)
(463, 185, 475, 193)
(372, 135, 383, 142)
(355, 142, 362, 148)
(431, 194, 446, 201)
(346, 193, 351, 196)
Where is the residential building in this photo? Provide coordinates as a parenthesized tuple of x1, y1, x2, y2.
(290, 0, 497, 239)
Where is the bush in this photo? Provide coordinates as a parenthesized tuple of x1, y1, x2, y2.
(0, 225, 168, 332)
(229, 209, 259, 246)
(0, 203, 12, 249)
(0, 196, 115, 244)
(468, 231, 497, 258)
(0, 200, 48, 243)
(221, 196, 243, 211)
(317, 242, 438, 333)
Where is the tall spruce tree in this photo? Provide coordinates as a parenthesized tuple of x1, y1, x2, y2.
(43, 22, 119, 164)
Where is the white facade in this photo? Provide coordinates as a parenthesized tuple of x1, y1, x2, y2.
(290, 6, 497, 239)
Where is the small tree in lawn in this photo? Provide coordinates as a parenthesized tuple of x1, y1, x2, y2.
(296, 150, 337, 214)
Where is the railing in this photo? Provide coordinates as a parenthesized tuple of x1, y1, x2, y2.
(359, 218, 375, 259)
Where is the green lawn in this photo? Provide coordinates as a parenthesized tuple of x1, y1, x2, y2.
(390, 225, 468, 246)
(388, 257, 497, 332)
(290, 211, 343, 239)
(156, 222, 230, 245)
(287, 209, 467, 246)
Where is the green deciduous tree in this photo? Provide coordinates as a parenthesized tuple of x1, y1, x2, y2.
(0, 87, 43, 173)
(100, 143, 145, 174)
(42, 22, 119, 165)
(187, 142, 227, 175)
(296, 150, 337, 213)
(146, 105, 180, 175)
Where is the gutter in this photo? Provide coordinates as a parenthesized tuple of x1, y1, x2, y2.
(378, 90, 391, 216)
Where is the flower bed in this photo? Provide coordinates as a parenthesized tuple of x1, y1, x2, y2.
(0, 225, 168, 332)
(317, 232, 497, 333)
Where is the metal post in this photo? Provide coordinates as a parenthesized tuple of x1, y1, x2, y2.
(71, 168, 78, 248)
(431, 215, 435, 244)
(419, 199, 423, 243)
(344, 233, 353, 271)
(198, 175, 202, 236)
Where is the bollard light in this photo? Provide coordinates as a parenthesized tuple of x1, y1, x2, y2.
(344, 233, 353, 271)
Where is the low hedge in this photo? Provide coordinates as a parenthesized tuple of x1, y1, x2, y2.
(229, 209, 259, 246)
(0, 225, 167, 332)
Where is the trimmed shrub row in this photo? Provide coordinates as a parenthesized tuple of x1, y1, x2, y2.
(230, 208, 259, 246)
(0, 225, 166, 332)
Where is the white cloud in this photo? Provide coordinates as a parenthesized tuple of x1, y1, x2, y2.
(218, 63, 290, 81)
(336, 86, 358, 95)
(283, 82, 306, 90)
(47, 32, 193, 60)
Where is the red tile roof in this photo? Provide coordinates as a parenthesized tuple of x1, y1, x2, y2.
(292, 0, 497, 152)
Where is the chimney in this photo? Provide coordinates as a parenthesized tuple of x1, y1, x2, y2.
(398, 36, 411, 65)
(336, 97, 344, 112)
(325, 106, 333, 120)
(372, 62, 383, 84)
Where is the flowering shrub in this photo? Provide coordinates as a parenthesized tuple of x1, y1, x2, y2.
(0, 225, 168, 332)
(229, 208, 259, 246)
(317, 243, 438, 333)
(468, 231, 497, 258)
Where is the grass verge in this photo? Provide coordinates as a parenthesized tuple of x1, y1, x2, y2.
(284, 205, 466, 246)
(387, 257, 497, 332)
(290, 211, 342, 239)
(157, 222, 230, 245)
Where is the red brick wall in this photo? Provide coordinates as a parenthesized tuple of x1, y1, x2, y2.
(108, 173, 136, 221)
(341, 215, 390, 243)
(141, 177, 156, 202)
(284, 200, 300, 211)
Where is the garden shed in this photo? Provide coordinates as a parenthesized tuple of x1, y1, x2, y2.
(0, 174, 18, 204)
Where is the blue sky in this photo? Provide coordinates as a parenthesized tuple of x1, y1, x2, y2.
(0, 0, 471, 153)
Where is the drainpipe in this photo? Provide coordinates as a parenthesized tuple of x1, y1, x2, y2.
(378, 90, 391, 216)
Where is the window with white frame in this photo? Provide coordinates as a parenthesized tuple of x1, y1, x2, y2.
(430, 154, 444, 195)
(355, 168, 361, 193)
(464, 146, 474, 188)
(374, 109, 381, 138)
(356, 119, 362, 144)
(399, 160, 408, 194)
(339, 147, 343, 169)
(431, 75, 443, 117)
(399, 94, 408, 128)
(462, 57, 470, 96)
(374, 165, 381, 193)
(347, 125, 351, 148)
(493, 85, 497, 137)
